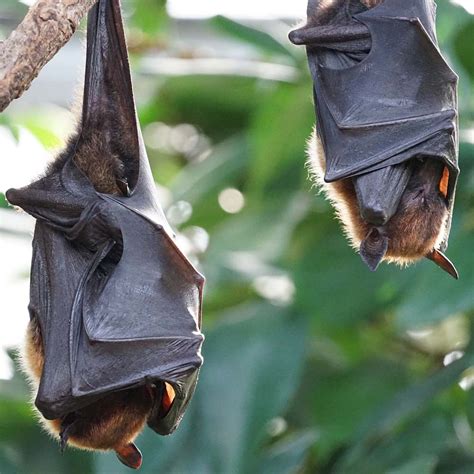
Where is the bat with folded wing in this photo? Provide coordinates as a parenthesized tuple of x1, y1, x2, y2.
(290, 0, 459, 277)
(6, 0, 204, 468)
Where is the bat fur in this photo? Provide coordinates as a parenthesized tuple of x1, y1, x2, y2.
(308, 130, 449, 266)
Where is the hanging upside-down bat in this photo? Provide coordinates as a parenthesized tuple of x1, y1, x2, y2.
(289, 0, 459, 277)
(6, 0, 204, 469)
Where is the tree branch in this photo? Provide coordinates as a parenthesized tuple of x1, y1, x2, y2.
(0, 0, 98, 112)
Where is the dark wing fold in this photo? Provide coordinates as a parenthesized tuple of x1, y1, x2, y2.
(6, 0, 205, 433)
(289, 0, 459, 251)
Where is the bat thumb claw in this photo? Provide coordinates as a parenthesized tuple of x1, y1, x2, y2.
(59, 430, 69, 453)
(288, 28, 307, 45)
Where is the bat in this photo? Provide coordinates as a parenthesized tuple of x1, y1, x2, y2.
(6, 0, 204, 469)
(289, 0, 459, 278)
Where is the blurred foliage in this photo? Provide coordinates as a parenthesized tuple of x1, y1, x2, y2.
(1, 0, 474, 473)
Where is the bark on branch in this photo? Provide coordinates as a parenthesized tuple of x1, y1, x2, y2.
(0, 0, 98, 112)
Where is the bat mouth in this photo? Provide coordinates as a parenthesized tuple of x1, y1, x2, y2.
(353, 162, 414, 226)
(148, 382, 176, 419)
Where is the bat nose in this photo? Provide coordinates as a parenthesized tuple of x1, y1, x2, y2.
(360, 205, 389, 226)
(353, 162, 414, 227)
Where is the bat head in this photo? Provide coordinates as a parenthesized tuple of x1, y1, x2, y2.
(308, 132, 458, 278)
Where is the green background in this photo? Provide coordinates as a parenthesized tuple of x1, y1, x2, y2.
(1, 0, 474, 472)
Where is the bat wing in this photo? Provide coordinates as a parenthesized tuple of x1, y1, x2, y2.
(290, 0, 459, 250)
(6, 0, 204, 435)
(316, 3, 458, 182)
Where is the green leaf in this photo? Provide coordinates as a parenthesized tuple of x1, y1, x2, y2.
(453, 19, 474, 82)
(209, 16, 296, 60)
(247, 83, 314, 197)
(170, 135, 249, 204)
(257, 430, 317, 474)
(386, 456, 437, 474)
(335, 354, 474, 472)
(395, 226, 474, 331)
(129, 0, 168, 38)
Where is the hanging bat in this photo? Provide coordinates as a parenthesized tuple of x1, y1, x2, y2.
(6, 0, 204, 469)
(289, 0, 459, 277)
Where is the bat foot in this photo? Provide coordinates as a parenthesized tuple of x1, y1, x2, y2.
(116, 443, 143, 470)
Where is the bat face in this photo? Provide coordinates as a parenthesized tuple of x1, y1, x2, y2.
(309, 134, 458, 277)
(291, 0, 459, 277)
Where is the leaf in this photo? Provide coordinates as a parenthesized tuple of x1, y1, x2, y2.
(335, 353, 474, 472)
(169, 135, 249, 205)
(204, 192, 311, 284)
(302, 359, 410, 460)
(129, 0, 168, 38)
(209, 16, 296, 60)
(257, 430, 317, 474)
(247, 83, 314, 198)
(395, 225, 474, 331)
(386, 456, 437, 474)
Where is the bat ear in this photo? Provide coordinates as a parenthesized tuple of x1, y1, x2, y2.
(115, 443, 143, 470)
(360, 229, 388, 272)
(426, 249, 459, 280)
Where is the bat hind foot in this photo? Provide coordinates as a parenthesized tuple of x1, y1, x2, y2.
(115, 443, 143, 470)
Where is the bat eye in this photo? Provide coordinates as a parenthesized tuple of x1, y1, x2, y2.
(439, 166, 449, 199)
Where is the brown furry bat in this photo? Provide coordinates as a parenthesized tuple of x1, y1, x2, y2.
(308, 133, 455, 275)
(21, 134, 176, 469)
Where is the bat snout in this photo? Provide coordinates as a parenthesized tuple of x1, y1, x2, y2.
(353, 162, 414, 228)
(360, 204, 389, 226)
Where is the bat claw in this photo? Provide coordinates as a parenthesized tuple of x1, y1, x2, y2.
(426, 249, 459, 280)
(116, 443, 143, 470)
(59, 414, 76, 453)
(59, 429, 69, 453)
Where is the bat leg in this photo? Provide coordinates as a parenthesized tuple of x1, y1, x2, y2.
(115, 443, 143, 470)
